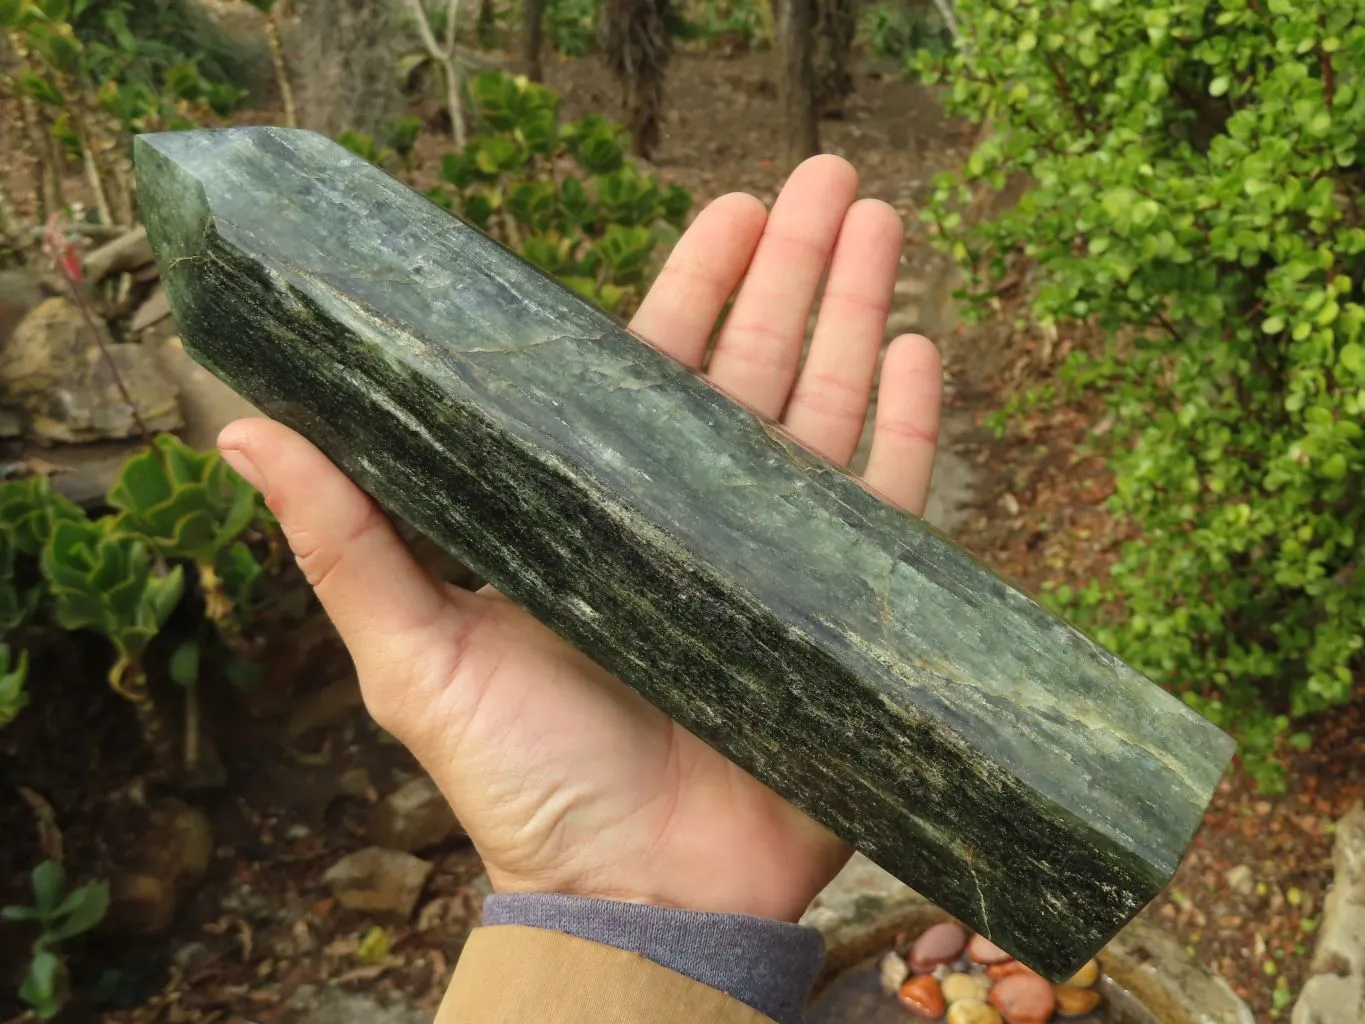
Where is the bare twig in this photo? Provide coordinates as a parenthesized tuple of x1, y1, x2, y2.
(75, 121, 113, 226)
(929, 0, 959, 40)
(402, 0, 467, 146)
(16, 786, 63, 863)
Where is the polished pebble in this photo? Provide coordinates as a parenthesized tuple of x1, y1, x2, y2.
(1055, 984, 1102, 1017)
(1067, 958, 1100, 988)
(911, 922, 969, 972)
(899, 975, 947, 1019)
(943, 972, 988, 1004)
(989, 974, 1056, 1024)
(948, 999, 1004, 1024)
(968, 934, 1014, 965)
(879, 950, 908, 994)
(987, 960, 1031, 981)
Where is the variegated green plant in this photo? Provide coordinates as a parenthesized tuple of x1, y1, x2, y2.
(0, 475, 84, 558)
(0, 476, 84, 639)
(41, 516, 183, 703)
(106, 433, 267, 653)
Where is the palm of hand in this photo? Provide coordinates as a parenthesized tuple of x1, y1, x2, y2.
(220, 156, 943, 923)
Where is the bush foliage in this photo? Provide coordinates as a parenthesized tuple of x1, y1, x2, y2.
(0, 439, 273, 770)
(428, 71, 692, 315)
(920, 0, 1365, 786)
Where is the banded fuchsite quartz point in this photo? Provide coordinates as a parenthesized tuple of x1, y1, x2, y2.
(134, 127, 1237, 981)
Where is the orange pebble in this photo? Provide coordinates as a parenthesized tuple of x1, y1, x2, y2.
(899, 975, 947, 1019)
(989, 974, 1055, 1024)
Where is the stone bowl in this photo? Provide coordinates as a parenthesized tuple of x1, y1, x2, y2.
(802, 857, 1253, 1024)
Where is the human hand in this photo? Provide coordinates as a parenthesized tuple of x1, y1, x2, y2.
(217, 155, 943, 924)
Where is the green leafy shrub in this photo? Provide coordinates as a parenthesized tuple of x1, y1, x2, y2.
(919, 0, 1365, 787)
(0, 476, 83, 638)
(108, 433, 266, 654)
(42, 516, 185, 702)
(2, 860, 109, 1020)
(1, 0, 247, 229)
(0, 436, 272, 770)
(858, 0, 951, 60)
(545, 0, 599, 56)
(75, 0, 264, 100)
(675, 0, 772, 49)
(430, 71, 692, 313)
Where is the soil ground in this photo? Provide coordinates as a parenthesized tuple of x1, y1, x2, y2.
(2, 31, 1357, 1024)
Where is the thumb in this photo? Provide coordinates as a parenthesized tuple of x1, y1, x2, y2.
(217, 417, 449, 669)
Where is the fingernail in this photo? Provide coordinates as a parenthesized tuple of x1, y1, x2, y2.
(220, 447, 265, 493)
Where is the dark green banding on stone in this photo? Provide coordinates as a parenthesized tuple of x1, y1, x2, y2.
(134, 127, 1237, 981)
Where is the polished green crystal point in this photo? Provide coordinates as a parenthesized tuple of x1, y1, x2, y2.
(134, 127, 1236, 980)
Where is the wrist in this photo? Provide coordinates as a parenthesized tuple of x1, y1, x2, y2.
(485, 868, 812, 924)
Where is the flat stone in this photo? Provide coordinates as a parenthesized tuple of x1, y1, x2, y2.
(898, 975, 946, 1018)
(84, 225, 153, 283)
(948, 1000, 1002, 1024)
(323, 847, 432, 918)
(943, 972, 987, 1003)
(969, 934, 1013, 965)
(1293, 808, 1365, 1024)
(130, 285, 173, 332)
(910, 921, 968, 971)
(154, 335, 260, 450)
(1292, 973, 1365, 1024)
(989, 974, 1055, 1024)
(292, 989, 429, 1024)
(108, 798, 214, 936)
(135, 126, 1238, 981)
(1, 297, 182, 443)
(0, 268, 46, 350)
(366, 775, 463, 852)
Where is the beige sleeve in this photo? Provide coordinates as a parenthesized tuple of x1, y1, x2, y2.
(435, 924, 778, 1024)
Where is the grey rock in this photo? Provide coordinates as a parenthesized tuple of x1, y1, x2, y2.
(107, 798, 214, 936)
(0, 297, 182, 443)
(0, 268, 47, 350)
(337, 766, 374, 797)
(171, 940, 212, 972)
(1293, 809, 1365, 1024)
(323, 846, 432, 918)
(292, 989, 429, 1024)
(32, 438, 145, 507)
(285, 674, 363, 740)
(154, 335, 259, 449)
(366, 775, 463, 853)
(1224, 864, 1254, 897)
